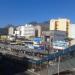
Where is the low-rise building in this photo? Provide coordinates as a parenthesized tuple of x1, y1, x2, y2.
(0, 28, 8, 41)
(41, 30, 68, 51)
(42, 30, 66, 41)
(13, 24, 42, 40)
(7, 23, 51, 40)
(24, 24, 35, 39)
(8, 26, 14, 36)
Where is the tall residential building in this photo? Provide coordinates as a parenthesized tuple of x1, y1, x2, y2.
(50, 18, 70, 37)
(69, 24, 75, 39)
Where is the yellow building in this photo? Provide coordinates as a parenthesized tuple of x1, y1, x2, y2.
(50, 18, 70, 37)
(0, 35, 8, 41)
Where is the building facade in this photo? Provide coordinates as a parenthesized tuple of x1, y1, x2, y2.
(69, 24, 75, 39)
(50, 18, 70, 37)
(42, 30, 68, 51)
(24, 24, 35, 39)
(7, 24, 44, 40)
(42, 30, 66, 42)
(8, 26, 14, 36)
(34, 25, 41, 37)
(10, 24, 42, 40)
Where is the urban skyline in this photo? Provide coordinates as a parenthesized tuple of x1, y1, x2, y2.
(0, 0, 75, 75)
(0, 0, 75, 27)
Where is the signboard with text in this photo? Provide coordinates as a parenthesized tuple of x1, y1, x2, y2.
(53, 40, 68, 50)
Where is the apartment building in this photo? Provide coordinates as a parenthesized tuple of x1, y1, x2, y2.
(8, 24, 42, 40)
(50, 18, 70, 37)
(69, 24, 75, 39)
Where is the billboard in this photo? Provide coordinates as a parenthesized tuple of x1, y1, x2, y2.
(33, 37, 44, 50)
(53, 40, 68, 50)
(33, 37, 42, 44)
(34, 45, 44, 50)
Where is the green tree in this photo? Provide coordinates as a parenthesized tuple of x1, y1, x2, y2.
(65, 37, 73, 47)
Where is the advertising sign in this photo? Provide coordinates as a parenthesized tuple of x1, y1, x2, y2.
(33, 37, 44, 50)
(34, 45, 44, 50)
(53, 40, 68, 50)
(33, 37, 42, 44)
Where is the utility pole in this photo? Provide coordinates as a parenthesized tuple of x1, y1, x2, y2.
(58, 54, 60, 75)
(47, 36, 52, 75)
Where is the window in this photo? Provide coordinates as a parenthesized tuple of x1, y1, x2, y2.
(55, 21, 58, 30)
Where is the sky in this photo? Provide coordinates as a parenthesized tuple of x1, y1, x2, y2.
(0, 0, 75, 27)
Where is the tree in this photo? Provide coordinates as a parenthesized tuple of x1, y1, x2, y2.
(65, 37, 73, 47)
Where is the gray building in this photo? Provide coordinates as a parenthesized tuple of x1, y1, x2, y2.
(41, 30, 67, 51)
(42, 30, 66, 41)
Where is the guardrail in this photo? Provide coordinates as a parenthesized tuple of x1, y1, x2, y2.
(0, 43, 75, 64)
(30, 45, 75, 64)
